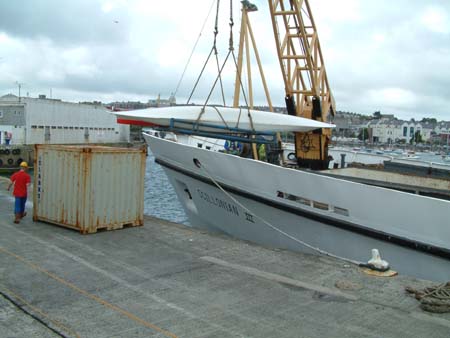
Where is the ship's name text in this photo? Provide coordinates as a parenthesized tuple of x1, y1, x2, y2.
(197, 189, 239, 216)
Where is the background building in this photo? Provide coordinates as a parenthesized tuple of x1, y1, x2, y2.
(0, 94, 129, 145)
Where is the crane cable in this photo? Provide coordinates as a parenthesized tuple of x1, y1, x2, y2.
(188, 0, 227, 106)
(174, 0, 217, 99)
(193, 0, 257, 136)
(213, 0, 227, 106)
(200, 0, 233, 108)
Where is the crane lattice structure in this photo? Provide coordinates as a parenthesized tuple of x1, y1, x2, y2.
(269, 0, 335, 169)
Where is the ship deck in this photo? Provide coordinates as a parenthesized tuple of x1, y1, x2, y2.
(320, 166, 450, 200)
(1, 177, 449, 338)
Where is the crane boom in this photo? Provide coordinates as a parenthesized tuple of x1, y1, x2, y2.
(268, 0, 335, 169)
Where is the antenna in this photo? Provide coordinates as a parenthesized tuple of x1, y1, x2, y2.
(15, 81, 25, 102)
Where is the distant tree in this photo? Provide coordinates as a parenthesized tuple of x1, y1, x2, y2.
(413, 130, 423, 144)
(358, 128, 369, 142)
(130, 125, 143, 141)
(420, 117, 437, 124)
(373, 111, 381, 119)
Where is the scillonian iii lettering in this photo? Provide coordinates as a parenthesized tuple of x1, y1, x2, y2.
(197, 189, 239, 217)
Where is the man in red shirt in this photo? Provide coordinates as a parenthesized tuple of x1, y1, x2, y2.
(7, 161, 31, 224)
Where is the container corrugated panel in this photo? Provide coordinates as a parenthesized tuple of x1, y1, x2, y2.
(33, 144, 146, 233)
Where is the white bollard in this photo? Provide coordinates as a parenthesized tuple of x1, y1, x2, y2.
(367, 249, 390, 271)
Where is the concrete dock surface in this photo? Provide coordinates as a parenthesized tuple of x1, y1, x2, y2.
(1, 178, 449, 338)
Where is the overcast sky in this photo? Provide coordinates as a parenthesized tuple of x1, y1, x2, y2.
(1, 0, 449, 121)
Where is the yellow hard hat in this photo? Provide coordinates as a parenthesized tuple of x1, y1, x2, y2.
(20, 161, 28, 168)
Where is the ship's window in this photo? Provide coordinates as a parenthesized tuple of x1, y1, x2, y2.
(197, 143, 203, 148)
(313, 201, 329, 211)
(0, 111, 3, 118)
(51, 126, 56, 129)
(286, 193, 296, 201)
(206, 146, 211, 150)
(31, 125, 37, 129)
(334, 207, 349, 216)
(297, 197, 311, 206)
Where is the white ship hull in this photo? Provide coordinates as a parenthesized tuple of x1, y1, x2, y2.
(144, 133, 450, 281)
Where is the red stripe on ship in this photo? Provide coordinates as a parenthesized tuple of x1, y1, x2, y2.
(117, 118, 160, 127)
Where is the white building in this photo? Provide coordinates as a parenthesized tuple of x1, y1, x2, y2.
(0, 94, 129, 145)
(369, 118, 436, 144)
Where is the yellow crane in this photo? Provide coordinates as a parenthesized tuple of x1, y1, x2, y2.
(198, 0, 334, 166)
(268, 0, 335, 169)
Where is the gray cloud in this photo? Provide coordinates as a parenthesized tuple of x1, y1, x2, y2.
(0, 0, 130, 45)
(1, 0, 450, 121)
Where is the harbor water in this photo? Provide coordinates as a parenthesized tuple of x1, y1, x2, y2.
(144, 150, 188, 224)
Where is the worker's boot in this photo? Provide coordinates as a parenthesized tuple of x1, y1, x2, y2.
(14, 214, 21, 224)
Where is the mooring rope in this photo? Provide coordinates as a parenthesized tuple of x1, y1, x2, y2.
(406, 282, 450, 313)
(199, 162, 363, 266)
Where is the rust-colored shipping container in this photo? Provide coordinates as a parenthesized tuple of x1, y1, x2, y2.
(33, 144, 146, 233)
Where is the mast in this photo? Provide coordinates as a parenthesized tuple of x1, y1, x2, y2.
(233, 0, 276, 160)
(268, 0, 335, 169)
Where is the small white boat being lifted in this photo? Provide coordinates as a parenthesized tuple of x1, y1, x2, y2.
(116, 105, 335, 134)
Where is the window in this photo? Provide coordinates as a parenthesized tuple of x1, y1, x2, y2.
(286, 193, 296, 201)
(313, 201, 329, 210)
(297, 197, 311, 206)
(403, 126, 407, 136)
(0, 111, 3, 118)
(276, 190, 349, 216)
(334, 207, 349, 216)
